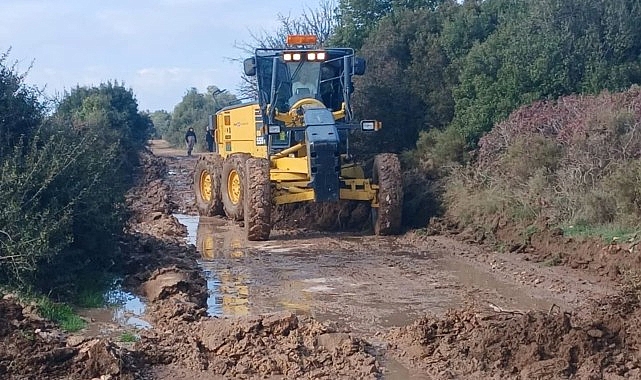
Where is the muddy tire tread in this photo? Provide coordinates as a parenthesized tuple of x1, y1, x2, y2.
(194, 155, 223, 216)
(245, 158, 272, 241)
(373, 153, 403, 235)
(221, 153, 251, 221)
(207, 154, 224, 216)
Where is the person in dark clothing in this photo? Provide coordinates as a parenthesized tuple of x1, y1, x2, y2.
(185, 127, 197, 156)
(205, 129, 214, 152)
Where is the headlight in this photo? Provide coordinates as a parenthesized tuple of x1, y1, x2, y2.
(361, 120, 375, 131)
(283, 53, 292, 61)
(293, 53, 302, 61)
(268, 125, 281, 134)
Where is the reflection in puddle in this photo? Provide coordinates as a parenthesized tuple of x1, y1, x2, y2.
(174, 214, 250, 317)
(105, 287, 151, 329)
(79, 285, 151, 336)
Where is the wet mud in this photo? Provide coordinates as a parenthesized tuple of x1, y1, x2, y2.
(2, 140, 640, 379)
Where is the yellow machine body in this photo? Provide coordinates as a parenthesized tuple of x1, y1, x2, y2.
(212, 101, 378, 207)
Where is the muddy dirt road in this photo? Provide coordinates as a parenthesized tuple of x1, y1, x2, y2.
(3, 141, 637, 380)
(151, 140, 627, 378)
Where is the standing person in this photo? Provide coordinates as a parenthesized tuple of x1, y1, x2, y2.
(205, 129, 214, 152)
(185, 127, 197, 156)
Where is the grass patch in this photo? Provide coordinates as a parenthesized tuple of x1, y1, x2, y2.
(119, 331, 139, 343)
(74, 288, 105, 308)
(562, 222, 638, 243)
(36, 298, 86, 332)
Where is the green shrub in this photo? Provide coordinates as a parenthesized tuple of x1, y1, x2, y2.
(0, 58, 148, 299)
(412, 127, 468, 170)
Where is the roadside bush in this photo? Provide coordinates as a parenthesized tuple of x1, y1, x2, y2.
(0, 51, 44, 154)
(445, 86, 641, 232)
(0, 60, 148, 298)
(411, 127, 468, 171)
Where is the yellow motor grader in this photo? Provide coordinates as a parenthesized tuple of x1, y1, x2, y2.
(193, 35, 402, 240)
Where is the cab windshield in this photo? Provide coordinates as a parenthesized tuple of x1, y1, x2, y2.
(255, 48, 348, 115)
(287, 61, 320, 104)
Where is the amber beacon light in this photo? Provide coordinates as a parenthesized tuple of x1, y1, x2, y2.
(286, 34, 317, 46)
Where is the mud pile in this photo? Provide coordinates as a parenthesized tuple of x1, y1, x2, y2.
(139, 311, 378, 379)
(0, 297, 141, 380)
(387, 293, 641, 379)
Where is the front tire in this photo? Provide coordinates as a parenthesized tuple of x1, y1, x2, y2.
(372, 153, 403, 235)
(222, 153, 250, 221)
(245, 158, 272, 241)
(194, 155, 224, 216)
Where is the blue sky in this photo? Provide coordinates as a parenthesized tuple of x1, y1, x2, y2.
(1, 0, 319, 111)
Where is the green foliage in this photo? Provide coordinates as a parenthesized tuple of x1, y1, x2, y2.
(119, 331, 139, 343)
(444, 87, 641, 240)
(562, 223, 638, 244)
(412, 127, 468, 170)
(352, 8, 436, 155)
(0, 51, 44, 154)
(36, 298, 86, 332)
(164, 86, 239, 150)
(0, 58, 149, 299)
(449, 0, 641, 151)
(150, 110, 171, 139)
(53, 82, 152, 176)
(332, 0, 447, 49)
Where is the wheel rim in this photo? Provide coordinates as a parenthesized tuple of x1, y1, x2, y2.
(200, 170, 212, 202)
(227, 169, 241, 205)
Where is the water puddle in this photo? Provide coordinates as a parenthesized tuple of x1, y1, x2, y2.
(442, 257, 556, 311)
(105, 287, 151, 329)
(79, 284, 150, 337)
(174, 214, 252, 317)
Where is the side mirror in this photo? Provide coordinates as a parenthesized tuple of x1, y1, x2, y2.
(244, 57, 256, 76)
(354, 57, 366, 76)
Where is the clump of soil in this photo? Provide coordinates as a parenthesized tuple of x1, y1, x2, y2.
(0, 297, 140, 380)
(387, 292, 641, 379)
(139, 311, 379, 379)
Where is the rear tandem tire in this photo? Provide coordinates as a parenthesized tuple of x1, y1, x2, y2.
(194, 155, 224, 216)
(222, 153, 250, 221)
(244, 158, 272, 241)
(372, 153, 403, 235)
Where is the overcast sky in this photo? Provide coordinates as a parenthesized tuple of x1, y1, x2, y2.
(1, 0, 318, 112)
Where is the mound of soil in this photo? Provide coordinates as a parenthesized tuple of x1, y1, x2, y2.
(0, 297, 141, 380)
(387, 293, 641, 379)
(139, 312, 379, 379)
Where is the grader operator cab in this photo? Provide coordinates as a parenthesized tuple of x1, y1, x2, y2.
(193, 35, 402, 240)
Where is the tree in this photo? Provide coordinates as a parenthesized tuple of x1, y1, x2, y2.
(150, 110, 171, 139)
(236, 0, 339, 99)
(0, 50, 44, 155)
(331, 0, 447, 49)
(165, 86, 239, 149)
(1, 66, 150, 295)
(450, 0, 641, 147)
